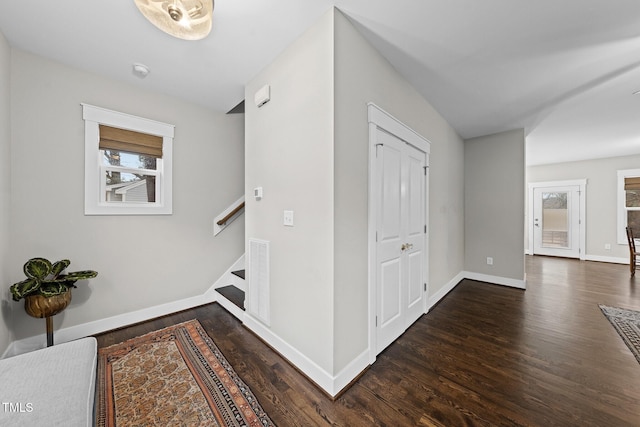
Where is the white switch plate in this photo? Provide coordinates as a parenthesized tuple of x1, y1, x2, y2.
(486, 257, 493, 265)
(283, 210, 294, 226)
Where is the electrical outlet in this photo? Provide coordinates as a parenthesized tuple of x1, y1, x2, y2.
(487, 257, 494, 265)
(604, 243, 611, 250)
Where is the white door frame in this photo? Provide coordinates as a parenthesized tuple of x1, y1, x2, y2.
(528, 179, 586, 260)
(367, 103, 431, 364)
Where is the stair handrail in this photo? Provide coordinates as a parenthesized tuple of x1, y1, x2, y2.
(213, 196, 245, 236)
(217, 201, 245, 226)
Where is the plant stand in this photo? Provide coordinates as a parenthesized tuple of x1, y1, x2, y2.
(45, 316, 54, 347)
(24, 290, 72, 347)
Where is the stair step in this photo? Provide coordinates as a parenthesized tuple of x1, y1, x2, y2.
(231, 269, 245, 280)
(215, 285, 245, 311)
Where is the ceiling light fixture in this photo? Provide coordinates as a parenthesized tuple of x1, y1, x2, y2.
(134, 0, 214, 41)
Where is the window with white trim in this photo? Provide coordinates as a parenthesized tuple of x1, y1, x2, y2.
(617, 169, 640, 243)
(82, 104, 174, 215)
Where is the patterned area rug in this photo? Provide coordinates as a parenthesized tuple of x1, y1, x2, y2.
(96, 320, 275, 426)
(599, 305, 640, 364)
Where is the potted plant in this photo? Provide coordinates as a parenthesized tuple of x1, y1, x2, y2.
(10, 257, 98, 346)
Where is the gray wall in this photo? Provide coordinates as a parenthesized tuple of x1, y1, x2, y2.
(0, 32, 12, 354)
(333, 10, 465, 372)
(9, 50, 245, 341)
(465, 129, 525, 280)
(527, 154, 640, 260)
(245, 8, 466, 377)
(245, 10, 335, 373)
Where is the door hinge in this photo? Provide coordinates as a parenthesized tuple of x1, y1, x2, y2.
(424, 225, 427, 234)
(423, 166, 428, 175)
(424, 283, 427, 291)
(376, 231, 378, 242)
(375, 143, 383, 157)
(375, 316, 378, 327)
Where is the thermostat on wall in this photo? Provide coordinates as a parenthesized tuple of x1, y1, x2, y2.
(254, 85, 270, 107)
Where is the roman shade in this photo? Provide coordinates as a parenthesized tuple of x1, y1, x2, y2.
(625, 177, 640, 191)
(99, 125, 163, 158)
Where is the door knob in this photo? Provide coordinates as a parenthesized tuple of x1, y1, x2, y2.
(401, 243, 414, 251)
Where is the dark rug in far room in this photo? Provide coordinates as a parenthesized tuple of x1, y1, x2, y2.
(96, 319, 275, 426)
(599, 304, 640, 364)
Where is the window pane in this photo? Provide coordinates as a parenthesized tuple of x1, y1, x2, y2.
(542, 192, 568, 248)
(104, 171, 156, 203)
(102, 150, 157, 171)
(626, 190, 640, 207)
(628, 211, 640, 233)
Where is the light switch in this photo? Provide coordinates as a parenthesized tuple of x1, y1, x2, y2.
(283, 210, 294, 226)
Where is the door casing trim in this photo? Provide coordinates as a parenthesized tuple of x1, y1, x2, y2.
(367, 103, 431, 364)
(527, 179, 587, 260)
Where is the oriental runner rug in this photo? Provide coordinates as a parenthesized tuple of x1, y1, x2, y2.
(599, 305, 640, 365)
(96, 320, 275, 426)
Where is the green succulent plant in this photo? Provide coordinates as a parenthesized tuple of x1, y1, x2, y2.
(10, 257, 98, 301)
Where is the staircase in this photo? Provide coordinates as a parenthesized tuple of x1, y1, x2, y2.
(214, 269, 245, 320)
(212, 199, 246, 320)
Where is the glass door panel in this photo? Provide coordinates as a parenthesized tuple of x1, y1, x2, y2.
(541, 192, 568, 248)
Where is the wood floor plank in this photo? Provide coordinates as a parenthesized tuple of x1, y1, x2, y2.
(94, 256, 640, 426)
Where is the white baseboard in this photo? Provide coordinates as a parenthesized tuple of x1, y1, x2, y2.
(463, 271, 527, 289)
(243, 314, 334, 394)
(426, 270, 526, 313)
(4, 293, 217, 358)
(525, 251, 627, 265)
(428, 272, 465, 310)
(332, 349, 369, 395)
(3, 254, 246, 359)
(214, 291, 245, 320)
(243, 313, 369, 398)
(584, 254, 628, 264)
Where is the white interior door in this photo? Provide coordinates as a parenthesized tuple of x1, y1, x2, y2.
(375, 129, 427, 354)
(532, 185, 581, 258)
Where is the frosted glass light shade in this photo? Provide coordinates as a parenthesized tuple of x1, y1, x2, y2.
(134, 0, 213, 40)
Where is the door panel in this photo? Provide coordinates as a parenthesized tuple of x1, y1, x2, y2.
(379, 259, 401, 327)
(380, 144, 402, 242)
(376, 130, 427, 354)
(376, 134, 405, 351)
(404, 144, 426, 324)
(407, 251, 423, 307)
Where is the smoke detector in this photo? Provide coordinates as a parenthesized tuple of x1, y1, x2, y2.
(132, 63, 150, 79)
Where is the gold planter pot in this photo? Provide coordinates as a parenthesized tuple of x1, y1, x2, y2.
(24, 290, 72, 318)
(24, 290, 72, 347)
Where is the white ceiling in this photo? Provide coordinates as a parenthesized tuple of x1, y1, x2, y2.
(1, 0, 640, 166)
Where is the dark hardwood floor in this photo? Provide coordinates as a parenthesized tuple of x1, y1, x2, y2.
(94, 256, 640, 426)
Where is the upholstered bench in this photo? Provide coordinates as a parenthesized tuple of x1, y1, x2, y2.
(0, 337, 97, 426)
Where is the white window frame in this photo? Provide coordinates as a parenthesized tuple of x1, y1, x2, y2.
(82, 104, 174, 215)
(617, 168, 640, 244)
